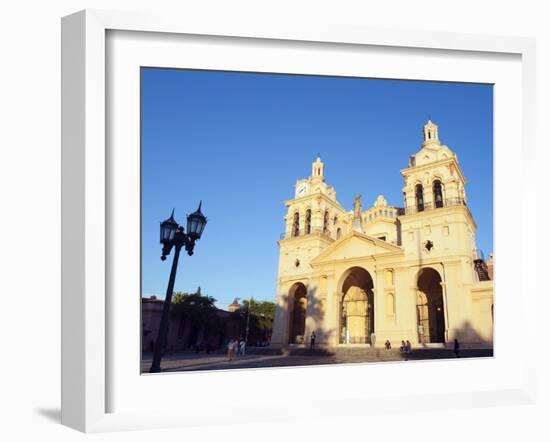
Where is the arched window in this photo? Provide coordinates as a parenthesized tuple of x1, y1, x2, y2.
(384, 269, 394, 287)
(292, 212, 300, 237)
(323, 210, 330, 234)
(305, 209, 312, 234)
(433, 180, 444, 208)
(415, 184, 424, 212)
(336, 227, 342, 239)
(385, 293, 395, 316)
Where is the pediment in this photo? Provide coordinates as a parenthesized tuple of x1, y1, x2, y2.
(310, 231, 403, 266)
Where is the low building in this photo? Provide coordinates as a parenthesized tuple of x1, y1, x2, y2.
(228, 298, 240, 313)
(141, 294, 241, 353)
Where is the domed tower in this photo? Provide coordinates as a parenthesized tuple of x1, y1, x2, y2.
(403, 120, 467, 213)
(271, 156, 347, 345)
(399, 121, 476, 260)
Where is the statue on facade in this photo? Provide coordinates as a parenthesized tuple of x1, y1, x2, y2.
(353, 194, 362, 218)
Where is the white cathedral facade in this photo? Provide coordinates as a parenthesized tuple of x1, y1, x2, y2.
(270, 121, 494, 348)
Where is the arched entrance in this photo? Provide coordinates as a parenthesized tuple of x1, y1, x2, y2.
(339, 267, 374, 344)
(416, 268, 446, 344)
(288, 283, 307, 344)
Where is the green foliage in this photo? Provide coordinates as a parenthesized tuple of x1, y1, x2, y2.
(170, 291, 275, 346)
(232, 298, 276, 343)
(172, 291, 218, 326)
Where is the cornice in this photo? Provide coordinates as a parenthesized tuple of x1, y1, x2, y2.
(398, 204, 477, 229)
(284, 192, 346, 212)
(400, 156, 467, 184)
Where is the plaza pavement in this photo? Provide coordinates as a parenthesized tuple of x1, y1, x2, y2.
(141, 347, 493, 373)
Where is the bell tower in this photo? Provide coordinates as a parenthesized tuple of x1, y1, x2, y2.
(402, 120, 468, 211)
(274, 156, 347, 346)
(399, 120, 476, 260)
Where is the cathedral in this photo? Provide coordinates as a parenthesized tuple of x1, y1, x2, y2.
(270, 121, 494, 349)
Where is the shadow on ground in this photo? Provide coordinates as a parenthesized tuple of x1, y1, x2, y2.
(141, 346, 493, 373)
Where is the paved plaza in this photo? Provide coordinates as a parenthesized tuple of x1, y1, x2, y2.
(141, 347, 493, 373)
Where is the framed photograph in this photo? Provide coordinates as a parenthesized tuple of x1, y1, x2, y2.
(61, 9, 537, 433)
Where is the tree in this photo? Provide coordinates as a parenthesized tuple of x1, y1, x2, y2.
(233, 298, 276, 344)
(171, 288, 219, 349)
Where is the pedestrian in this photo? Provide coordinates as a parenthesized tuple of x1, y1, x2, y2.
(370, 331, 376, 348)
(406, 340, 412, 353)
(385, 340, 391, 350)
(310, 331, 316, 349)
(454, 338, 460, 358)
(227, 339, 235, 362)
(240, 339, 246, 356)
(400, 340, 406, 353)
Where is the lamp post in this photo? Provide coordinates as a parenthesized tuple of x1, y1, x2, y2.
(245, 296, 252, 344)
(149, 202, 207, 373)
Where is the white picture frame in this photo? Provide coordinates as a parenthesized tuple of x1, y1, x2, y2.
(61, 9, 537, 433)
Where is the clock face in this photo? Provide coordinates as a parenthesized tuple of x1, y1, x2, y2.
(297, 184, 307, 197)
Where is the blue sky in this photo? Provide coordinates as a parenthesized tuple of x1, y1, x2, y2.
(141, 68, 493, 308)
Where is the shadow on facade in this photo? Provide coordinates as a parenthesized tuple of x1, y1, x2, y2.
(276, 283, 339, 351)
(452, 320, 493, 346)
(404, 320, 493, 360)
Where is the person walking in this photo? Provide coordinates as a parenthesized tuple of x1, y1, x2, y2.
(384, 340, 391, 350)
(370, 331, 376, 348)
(227, 339, 235, 362)
(454, 338, 460, 358)
(240, 339, 246, 356)
(310, 331, 316, 349)
(405, 340, 412, 353)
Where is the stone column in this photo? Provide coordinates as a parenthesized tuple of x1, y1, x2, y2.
(270, 283, 290, 347)
(373, 269, 385, 347)
(316, 274, 330, 344)
(304, 277, 318, 347)
(440, 280, 450, 344)
(312, 199, 323, 232)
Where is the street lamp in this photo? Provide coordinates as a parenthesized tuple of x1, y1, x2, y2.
(245, 296, 253, 344)
(149, 202, 207, 373)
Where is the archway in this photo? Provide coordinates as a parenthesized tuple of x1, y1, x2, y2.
(416, 268, 445, 344)
(433, 179, 444, 208)
(339, 267, 374, 344)
(288, 283, 307, 344)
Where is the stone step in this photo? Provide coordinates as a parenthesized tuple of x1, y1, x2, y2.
(245, 346, 493, 359)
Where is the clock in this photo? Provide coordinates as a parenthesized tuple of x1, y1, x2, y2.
(296, 184, 307, 197)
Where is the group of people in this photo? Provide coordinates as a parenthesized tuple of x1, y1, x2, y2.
(226, 338, 247, 361)
(399, 340, 412, 353)
(389, 338, 461, 358)
(382, 339, 411, 354)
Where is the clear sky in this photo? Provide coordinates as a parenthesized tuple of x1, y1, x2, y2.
(141, 68, 493, 309)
